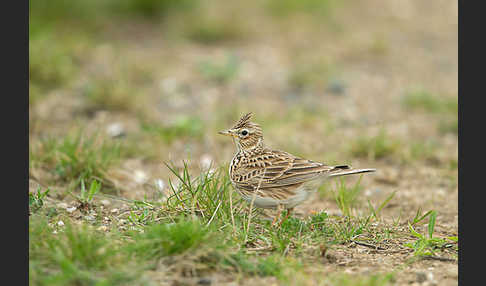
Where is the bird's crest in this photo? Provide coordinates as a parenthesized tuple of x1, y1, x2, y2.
(233, 112, 253, 129)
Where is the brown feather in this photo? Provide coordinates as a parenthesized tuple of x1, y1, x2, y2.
(232, 112, 253, 129)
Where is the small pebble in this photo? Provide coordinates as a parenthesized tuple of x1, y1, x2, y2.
(426, 272, 436, 284)
(100, 199, 111, 206)
(134, 170, 148, 184)
(154, 178, 165, 192)
(57, 220, 65, 227)
(66, 206, 77, 213)
(84, 215, 95, 221)
(57, 202, 69, 209)
(106, 123, 125, 138)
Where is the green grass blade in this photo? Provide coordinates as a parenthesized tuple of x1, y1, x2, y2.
(408, 222, 423, 239)
(377, 191, 396, 213)
(427, 211, 437, 239)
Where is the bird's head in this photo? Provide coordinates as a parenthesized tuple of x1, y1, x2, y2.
(218, 112, 264, 152)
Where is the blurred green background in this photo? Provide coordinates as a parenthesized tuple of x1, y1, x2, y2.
(29, 0, 458, 175)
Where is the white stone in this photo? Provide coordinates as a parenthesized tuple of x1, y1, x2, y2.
(154, 178, 165, 192)
(106, 123, 125, 138)
(100, 200, 111, 206)
(134, 170, 148, 184)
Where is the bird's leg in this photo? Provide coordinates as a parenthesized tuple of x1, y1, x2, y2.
(272, 204, 284, 226)
(279, 208, 293, 226)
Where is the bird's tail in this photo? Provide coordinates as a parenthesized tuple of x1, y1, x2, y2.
(328, 165, 376, 178)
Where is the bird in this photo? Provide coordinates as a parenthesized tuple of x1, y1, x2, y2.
(218, 112, 376, 225)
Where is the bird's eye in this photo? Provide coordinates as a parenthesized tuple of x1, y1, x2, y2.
(241, 130, 248, 136)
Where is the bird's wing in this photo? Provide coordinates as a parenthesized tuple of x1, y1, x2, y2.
(232, 149, 349, 190)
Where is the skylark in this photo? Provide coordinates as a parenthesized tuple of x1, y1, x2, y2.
(219, 112, 376, 225)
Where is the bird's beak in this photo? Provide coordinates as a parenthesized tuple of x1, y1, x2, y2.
(218, 130, 234, 137)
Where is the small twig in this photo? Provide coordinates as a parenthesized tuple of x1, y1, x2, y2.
(440, 243, 457, 249)
(245, 192, 258, 242)
(283, 244, 291, 256)
(351, 240, 386, 250)
(195, 201, 205, 219)
(116, 209, 133, 219)
(235, 201, 247, 216)
(206, 200, 222, 227)
(229, 186, 236, 235)
(246, 246, 273, 251)
(421, 256, 457, 262)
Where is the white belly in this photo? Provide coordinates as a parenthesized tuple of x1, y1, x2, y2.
(238, 187, 312, 209)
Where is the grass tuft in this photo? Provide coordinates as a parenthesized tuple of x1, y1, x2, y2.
(29, 217, 139, 285)
(29, 0, 105, 35)
(438, 118, 458, 135)
(141, 116, 204, 144)
(349, 130, 400, 160)
(186, 15, 247, 45)
(30, 132, 122, 185)
(127, 219, 216, 259)
(29, 33, 85, 91)
(113, 0, 199, 18)
(406, 140, 441, 164)
(333, 177, 363, 217)
(83, 78, 143, 113)
(29, 187, 50, 214)
(76, 180, 102, 212)
(163, 161, 246, 226)
(405, 210, 458, 259)
(402, 89, 457, 115)
(225, 253, 302, 280)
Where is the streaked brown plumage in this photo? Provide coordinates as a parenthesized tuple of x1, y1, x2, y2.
(219, 112, 376, 224)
